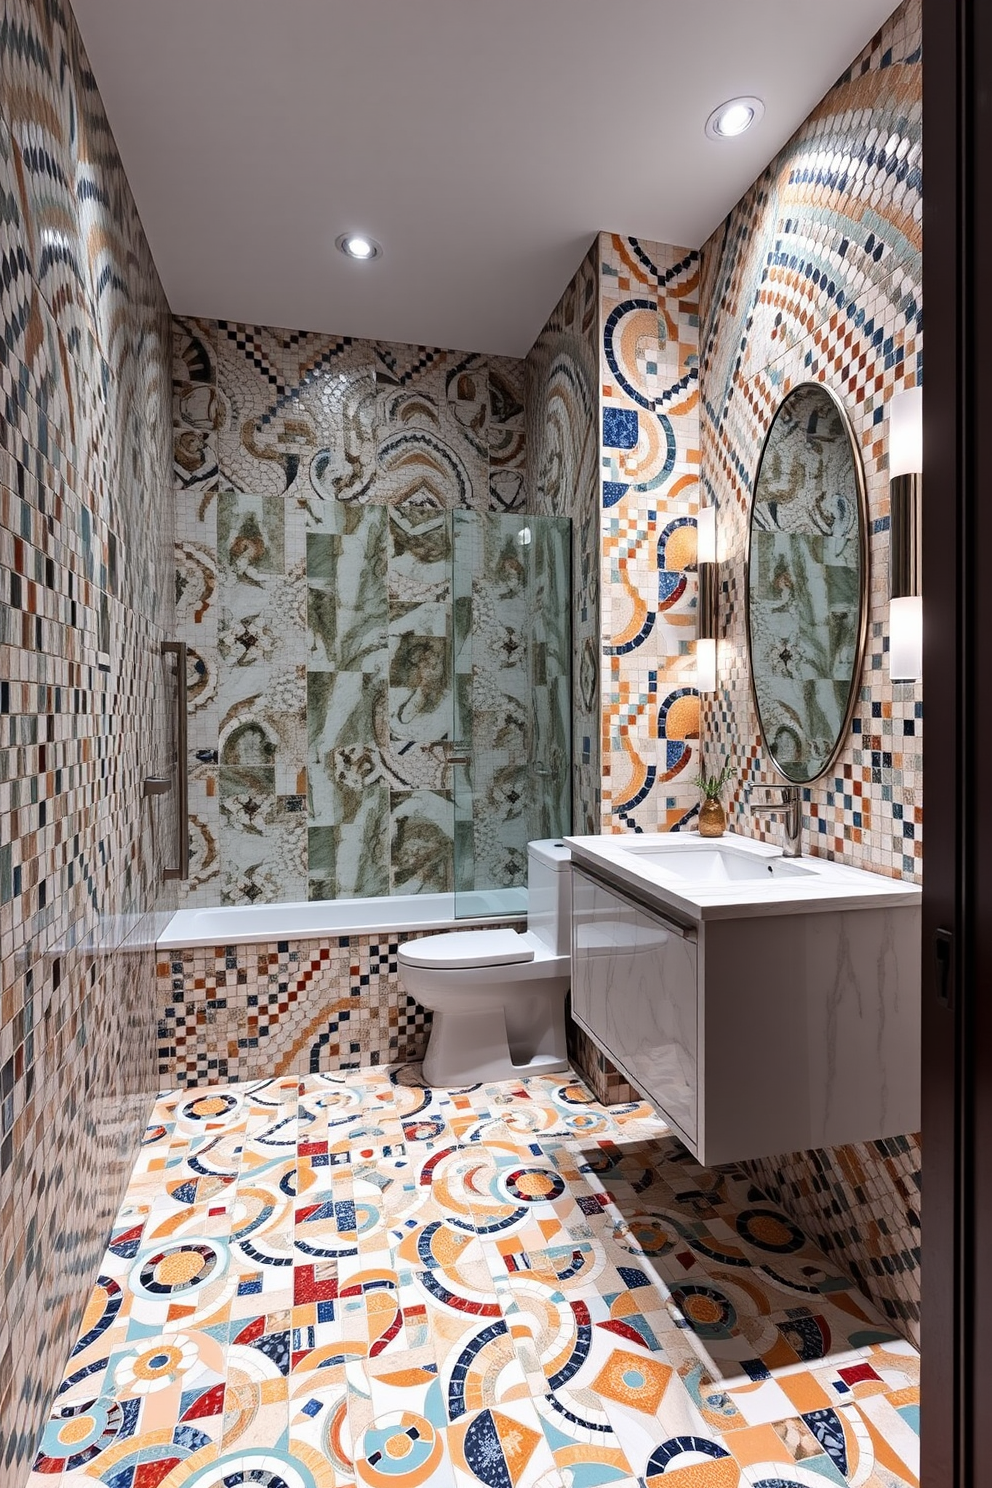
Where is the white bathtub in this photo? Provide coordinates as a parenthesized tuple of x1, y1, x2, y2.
(157, 887, 527, 950)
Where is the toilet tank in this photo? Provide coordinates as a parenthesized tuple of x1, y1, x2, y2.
(526, 840, 572, 955)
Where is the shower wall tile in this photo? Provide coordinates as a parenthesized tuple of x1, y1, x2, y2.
(389, 788, 456, 895)
(698, 0, 922, 1342)
(526, 244, 601, 834)
(0, 0, 175, 1472)
(173, 317, 222, 496)
(308, 670, 387, 811)
(488, 353, 528, 511)
(174, 320, 532, 907)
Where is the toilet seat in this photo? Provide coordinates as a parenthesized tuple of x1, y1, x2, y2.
(398, 928, 535, 971)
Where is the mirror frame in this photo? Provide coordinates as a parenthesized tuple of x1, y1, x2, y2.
(744, 379, 871, 785)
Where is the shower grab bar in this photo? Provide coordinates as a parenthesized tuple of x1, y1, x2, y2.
(440, 740, 471, 767)
(161, 640, 190, 881)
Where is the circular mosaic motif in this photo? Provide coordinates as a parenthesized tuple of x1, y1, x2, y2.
(736, 1208, 806, 1254)
(622, 1216, 677, 1257)
(36, 1397, 125, 1471)
(603, 299, 663, 411)
(500, 1169, 565, 1204)
(645, 1436, 734, 1479)
(562, 1111, 609, 1135)
(669, 1285, 738, 1340)
(749, 1473, 838, 1488)
(280, 1166, 303, 1197)
(173, 1448, 322, 1488)
(135, 1242, 220, 1295)
(554, 1083, 596, 1107)
(179, 1092, 240, 1122)
(230, 1186, 282, 1241)
(358, 1410, 443, 1488)
(404, 1118, 446, 1141)
(70, 1274, 123, 1354)
(253, 1115, 298, 1149)
(114, 1333, 199, 1395)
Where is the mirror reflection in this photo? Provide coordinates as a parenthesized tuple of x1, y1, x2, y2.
(746, 382, 868, 784)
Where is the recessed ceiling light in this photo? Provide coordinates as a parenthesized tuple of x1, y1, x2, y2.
(336, 233, 382, 260)
(705, 96, 764, 140)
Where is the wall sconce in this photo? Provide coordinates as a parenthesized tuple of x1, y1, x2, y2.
(696, 504, 717, 693)
(888, 386, 922, 681)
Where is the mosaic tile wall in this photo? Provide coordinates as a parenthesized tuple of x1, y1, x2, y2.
(566, 1015, 637, 1107)
(740, 1133, 923, 1344)
(174, 321, 570, 907)
(156, 924, 515, 1088)
(525, 243, 601, 835)
(0, 0, 175, 1474)
(599, 234, 702, 833)
(697, 0, 922, 1343)
(526, 238, 703, 1097)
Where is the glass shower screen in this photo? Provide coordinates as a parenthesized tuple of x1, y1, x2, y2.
(450, 511, 572, 920)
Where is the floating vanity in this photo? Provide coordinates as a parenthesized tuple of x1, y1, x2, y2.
(566, 831, 921, 1165)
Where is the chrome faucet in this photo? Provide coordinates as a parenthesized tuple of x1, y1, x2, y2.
(745, 783, 803, 857)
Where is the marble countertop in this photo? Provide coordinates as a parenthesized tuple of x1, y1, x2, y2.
(564, 830, 922, 923)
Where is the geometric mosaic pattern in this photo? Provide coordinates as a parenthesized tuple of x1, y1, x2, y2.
(742, 1133, 922, 1348)
(698, 0, 923, 880)
(31, 1065, 921, 1486)
(528, 232, 705, 841)
(156, 934, 446, 1088)
(599, 235, 702, 833)
(155, 930, 636, 1108)
(698, 0, 923, 1348)
(0, 0, 175, 1475)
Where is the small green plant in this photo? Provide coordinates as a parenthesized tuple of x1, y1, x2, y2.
(693, 761, 735, 800)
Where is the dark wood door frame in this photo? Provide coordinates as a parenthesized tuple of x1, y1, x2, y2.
(922, 2, 991, 1481)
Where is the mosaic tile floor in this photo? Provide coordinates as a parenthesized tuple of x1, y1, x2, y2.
(31, 1067, 920, 1488)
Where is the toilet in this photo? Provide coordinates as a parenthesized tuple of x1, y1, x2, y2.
(397, 840, 572, 1085)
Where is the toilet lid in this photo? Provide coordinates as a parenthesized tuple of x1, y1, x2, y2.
(398, 929, 536, 970)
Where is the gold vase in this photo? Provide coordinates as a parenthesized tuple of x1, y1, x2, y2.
(698, 795, 726, 838)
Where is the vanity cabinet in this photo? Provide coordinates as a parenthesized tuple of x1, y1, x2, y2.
(571, 869, 698, 1142)
(569, 859, 921, 1165)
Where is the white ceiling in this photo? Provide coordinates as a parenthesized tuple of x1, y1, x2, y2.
(71, 0, 900, 358)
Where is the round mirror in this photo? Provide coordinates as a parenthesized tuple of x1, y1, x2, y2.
(746, 382, 869, 784)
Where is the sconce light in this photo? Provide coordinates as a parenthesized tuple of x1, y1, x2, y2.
(888, 387, 922, 681)
(696, 505, 717, 693)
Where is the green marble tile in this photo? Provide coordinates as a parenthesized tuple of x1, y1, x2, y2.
(218, 492, 285, 579)
(390, 789, 454, 894)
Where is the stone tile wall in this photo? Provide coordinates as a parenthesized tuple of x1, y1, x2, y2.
(174, 321, 570, 907)
(525, 244, 601, 835)
(0, 0, 174, 1473)
(697, 0, 923, 1342)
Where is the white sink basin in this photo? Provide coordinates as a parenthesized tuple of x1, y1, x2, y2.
(565, 830, 922, 921)
(623, 844, 816, 884)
